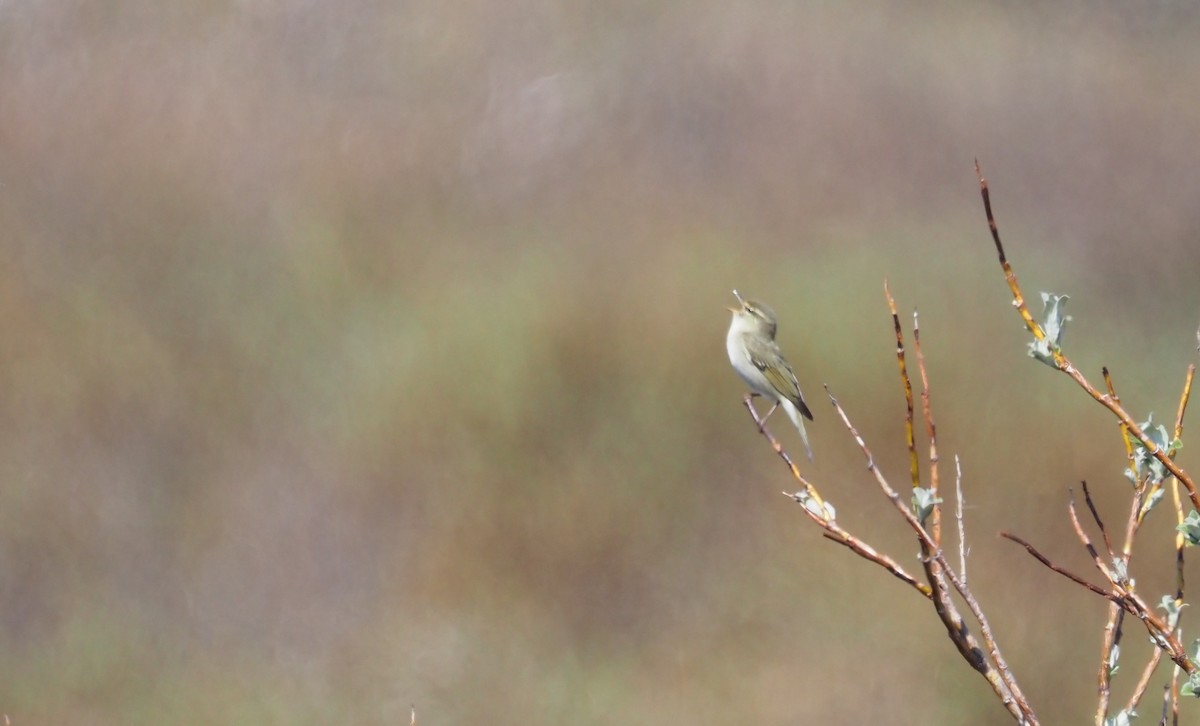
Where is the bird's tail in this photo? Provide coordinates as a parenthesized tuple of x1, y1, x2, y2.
(781, 398, 814, 461)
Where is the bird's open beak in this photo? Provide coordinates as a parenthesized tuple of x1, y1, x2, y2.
(728, 289, 747, 312)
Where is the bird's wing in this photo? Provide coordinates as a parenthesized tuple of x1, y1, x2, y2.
(745, 339, 814, 421)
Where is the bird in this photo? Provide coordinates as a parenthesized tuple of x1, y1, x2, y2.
(726, 289, 814, 460)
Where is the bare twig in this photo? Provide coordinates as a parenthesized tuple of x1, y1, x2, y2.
(913, 308, 943, 547)
(1097, 605, 1125, 725)
(1171, 366, 1194, 601)
(1128, 646, 1165, 720)
(884, 280, 921, 492)
(956, 455, 966, 585)
(825, 387, 938, 552)
(999, 532, 1117, 602)
(1173, 364, 1195, 446)
(1068, 491, 1127, 591)
(807, 507, 933, 598)
(1080, 482, 1116, 561)
(1104, 367, 1137, 468)
(1171, 663, 1182, 726)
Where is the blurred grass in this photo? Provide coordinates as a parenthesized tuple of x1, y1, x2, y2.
(3, 1, 1200, 724)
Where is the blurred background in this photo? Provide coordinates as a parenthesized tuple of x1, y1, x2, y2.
(3, 1, 1200, 723)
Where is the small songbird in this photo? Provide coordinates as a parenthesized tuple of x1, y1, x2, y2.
(726, 290, 814, 460)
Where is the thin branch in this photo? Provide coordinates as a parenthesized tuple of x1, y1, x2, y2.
(743, 393, 934, 599)
(825, 386, 938, 553)
(1094, 477, 1142, 724)
(1068, 490, 1113, 581)
(975, 160, 1045, 344)
(913, 308, 943, 547)
(806, 508, 933, 599)
(1103, 367, 1136, 467)
(1145, 362, 1192, 721)
(884, 280, 921, 491)
(1127, 646, 1165, 720)
(1178, 364, 1196, 444)
(1171, 661, 1182, 726)
(999, 532, 1118, 602)
(956, 455, 967, 585)
(1080, 482, 1116, 563)
(934, 547, 1034, 724)
(1172, 365, 1194, 601)
(1097, 604, 1125, 726)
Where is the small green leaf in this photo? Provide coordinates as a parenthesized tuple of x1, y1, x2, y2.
(1139, 485, 1165, 518)
(791, 488, 836, 522)
(1178, 511, 1200, 546)
(1104, 709, 1133, 726)
(1028, 292, 1070, 366)
(1158, 595, 1186, 628)
(911, 487, 942, 525)
(1182, 670, 1200, 698)
(1125, 413, 1179, 487)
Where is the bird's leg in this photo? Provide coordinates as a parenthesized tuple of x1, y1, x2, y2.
(758, 399, 779, 433)
(743, 392, 777, 432)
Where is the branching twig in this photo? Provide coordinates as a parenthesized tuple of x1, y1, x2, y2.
(976, 161, 1200, 512)
(743, 394, 933, 599)
(1069, 493, 1195, 674)
(827, 386, 1036, 724)
(809, 507, 934, 598)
